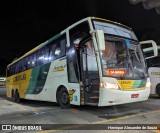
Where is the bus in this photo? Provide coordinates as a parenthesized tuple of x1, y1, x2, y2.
(6, 17, 150, 108)
(0, 77, 6, 87)
(140, 40, 160, 97)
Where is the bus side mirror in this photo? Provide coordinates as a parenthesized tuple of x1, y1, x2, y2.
(96, 30, 105, 51)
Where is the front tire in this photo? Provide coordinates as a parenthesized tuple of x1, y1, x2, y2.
(57, 87, 70, 109)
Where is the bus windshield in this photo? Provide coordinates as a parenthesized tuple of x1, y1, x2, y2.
(100, 37, 147, 80)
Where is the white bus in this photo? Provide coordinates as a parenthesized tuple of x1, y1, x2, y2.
(140, 40, 160, 97)
(6, 17, 150, 108)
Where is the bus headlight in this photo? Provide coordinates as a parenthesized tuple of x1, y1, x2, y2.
(145, 81, 151, 88)
(100, 82, 120, 90)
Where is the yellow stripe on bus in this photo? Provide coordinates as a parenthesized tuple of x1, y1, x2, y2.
(6, 69, 32, 98)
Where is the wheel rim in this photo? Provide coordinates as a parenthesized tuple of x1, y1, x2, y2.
(61, 92, 69, 104)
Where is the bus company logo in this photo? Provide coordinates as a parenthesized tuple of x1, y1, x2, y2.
(53, 65, 66, 72)
(2, 125, 11, 130)
(120, 81, 131, 84)
(13, 74, 26, 82)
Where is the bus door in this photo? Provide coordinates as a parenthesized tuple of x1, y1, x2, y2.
(79, 39, 100, 105)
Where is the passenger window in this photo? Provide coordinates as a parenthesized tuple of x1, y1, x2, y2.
(26, 56, 32, 69)
(20, 59, 27, 71)
(7, 67, 10, 76)
(37, 47, 49, 65)
(49, 34, 66, 60)
(55, 44, 61, 56)
(15, 62, 19, 74)
(54, 38, 66, 58)
(69, 22, 90, 46)
(49, 43, 56, 61)
(30, 53, 37, 67)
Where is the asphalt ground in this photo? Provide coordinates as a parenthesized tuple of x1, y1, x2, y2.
(0, 87, 160, 133)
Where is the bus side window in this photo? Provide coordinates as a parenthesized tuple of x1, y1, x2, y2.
(9, 66, 12, 76)
(22, 59, 27, 71)
(49, 43, 56, 61)
(69, 21, 90, 46)
(54, 36, 66, 59)
(37, 47, 49, 65)
(60, 37, 67, 56)
(19, 61, 22, 72)
(7, 67, 10, 77)
(19, 59, 26, 72)
(37, 48, 44, 65)
(54, 43, 61, 57)
(30, 53, 37, 67)
(8, 66, 11, 76)
(15, 62, 19, 74)
(13, 65, 16, 75)
(26, 56, 32, 69)
(49, 35, 66, 61)
(10, 65, 14, 75)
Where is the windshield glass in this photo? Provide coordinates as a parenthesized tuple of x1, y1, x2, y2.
(101, 37, 147, 80)
(101, 40, 127, 69)
(128, 43, 147, 79)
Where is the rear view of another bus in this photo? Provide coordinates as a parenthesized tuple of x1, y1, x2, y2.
(140, 40, 160, 97)
(0, 77, 6, 88)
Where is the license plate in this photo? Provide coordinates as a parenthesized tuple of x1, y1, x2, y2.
(131, 94, 139, 98)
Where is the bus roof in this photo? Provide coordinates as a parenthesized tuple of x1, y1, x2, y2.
(8, 17, 132, 67)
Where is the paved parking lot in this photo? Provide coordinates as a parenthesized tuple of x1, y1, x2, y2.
(0, 87, 160, 133)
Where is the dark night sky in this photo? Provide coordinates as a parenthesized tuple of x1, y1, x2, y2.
(0, 0, 160, 76)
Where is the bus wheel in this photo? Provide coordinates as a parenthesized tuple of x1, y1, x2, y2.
(58, 87, 70, 109)
(156, 84, 160, 98)
(14, 90, 21, 103)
